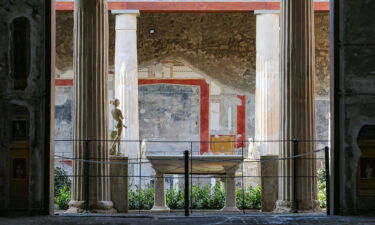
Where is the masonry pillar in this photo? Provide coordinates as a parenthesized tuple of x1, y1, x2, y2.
(254, 12, 280, 156)
(68, 0, 115, 213)
(151, 171, 170, 213)
(276, 0, 319, 212)
(221, 169, 239, 212)
(113, 10, 140, 177)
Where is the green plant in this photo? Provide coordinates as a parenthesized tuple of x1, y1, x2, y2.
(191, 184, 211, 209)
(210, 181, 225, 209)
(128, 181, 262, 210)
(129, 187, 154, 210)
(236, 185, 261, 210)
(54, 167, 71, 197)
(166, 187, 184, 209)
(55, 185, 71, 210)
(317, 167, 327, 208)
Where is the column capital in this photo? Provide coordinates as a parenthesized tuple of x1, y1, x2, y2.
(254, 10, 280, 15)
(114, 10, 139, 30)
(111, 10, 140, 16)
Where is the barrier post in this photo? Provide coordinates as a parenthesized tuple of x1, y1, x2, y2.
(241, 141, 245, 214)
(84, 139, 90, 212)
(293, 139, 298, 213)
(325, 146, 330, 215)
(184, 150, 190, 216)
(139, 140, 142, 214)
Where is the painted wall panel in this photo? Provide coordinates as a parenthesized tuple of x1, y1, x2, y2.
(139, 84, 200, 153)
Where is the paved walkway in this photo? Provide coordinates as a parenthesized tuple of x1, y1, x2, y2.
(1, 213, 375, 225)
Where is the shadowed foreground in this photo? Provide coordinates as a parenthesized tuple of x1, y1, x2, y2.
(1, 213, 375, 225)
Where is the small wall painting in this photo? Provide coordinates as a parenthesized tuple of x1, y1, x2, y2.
(357, 125, 375, 196)
(12, 158, 26, 179)
(11, 120, 28, 140)
(359, 158, 375, 179)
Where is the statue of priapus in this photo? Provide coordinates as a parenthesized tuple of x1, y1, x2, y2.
(110, 99, 127, 156)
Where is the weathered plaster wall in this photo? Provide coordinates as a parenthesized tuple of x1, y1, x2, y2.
(136, 12, 256, 92)
(55, 11, 330, 95)
(0, 0, 50, 214)
(54, 86, 73, 175)
(315, 12, 330, 97)
(335, 0, 375, 215)
(139, 84, 201, 152)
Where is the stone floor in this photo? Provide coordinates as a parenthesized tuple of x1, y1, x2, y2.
(1, 213, 375, 225)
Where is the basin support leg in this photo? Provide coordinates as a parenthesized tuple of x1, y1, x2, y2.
(151, 171, 170, 213)
(222, 171, 239, 212)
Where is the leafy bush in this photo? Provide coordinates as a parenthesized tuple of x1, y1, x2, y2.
(166, 187, 185, 209)
(129, 187, 154, 210)
(54, 167, 71, 197)
(54, 167, 72, 210)
(191, 184, 212, 209)
(55, 185, 71, 210)
(236, 185, 261, 210)
(210, 181, 225, 209)
(128, 181, 261, 210)
(317, 168, 327, 208)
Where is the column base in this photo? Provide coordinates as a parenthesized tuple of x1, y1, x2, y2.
(297, 200, 320, 212)
(274, 200, 294, 213)
(66, 200, 85, 213)
(274, 200, 320, 213)
(150, 205, 170, 213)
(221, 206, 240, 212)
(67, 200, 117, 213)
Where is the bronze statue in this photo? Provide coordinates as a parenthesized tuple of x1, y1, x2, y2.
(110, 99, 127, 156)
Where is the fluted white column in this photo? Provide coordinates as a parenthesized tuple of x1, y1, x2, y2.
(113, 10, 140, 162)
(276, 0, 318, 212)
(69, 0, 114, 213)
(254, 12, 280, 156)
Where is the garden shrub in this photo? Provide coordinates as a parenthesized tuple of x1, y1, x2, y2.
(317, 167, 327, 208)
(54, 167, 72, 210)
(166, 187, 184, 209)
(236, 185, 261, 210)
(129, 187, 154, 210)
(209, 181, 225, 209)
(55, 185, 71, 210)
(54, 167, 71, 197)
(128, 181, 261, 210)
(191, 184, 212, 209)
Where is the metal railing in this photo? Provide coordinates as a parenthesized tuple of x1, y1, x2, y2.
(54, 139, 330, 215)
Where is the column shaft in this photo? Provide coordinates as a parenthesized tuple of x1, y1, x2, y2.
(255, 13, 280, 156)
(114, 12, 140, 175)
(69, 0, 114, 213)
(276, 0, 318, 212)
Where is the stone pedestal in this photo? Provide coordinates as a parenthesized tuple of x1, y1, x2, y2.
(276, 0, 319, 212)
(151, 171, 170, 213)
(110, 157, 128, 213)
(221, 171, 239, 212)
(68, 0, 115, 213)
(254, 12, 280, 156)
(261, 155, 278, 212)
(243, 159, 261, 188)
